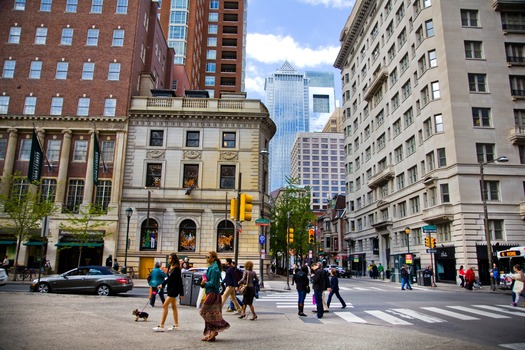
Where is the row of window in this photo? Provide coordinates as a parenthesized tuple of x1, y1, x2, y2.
(8, 26, 126, 47)
(0, 137, 115, 164)
(2, 60, 122, 81)
(14, 0, 128, 14)
(145, 163, 236, 190)
(148, 130, 237, 149)
(0, 95, 117, 117)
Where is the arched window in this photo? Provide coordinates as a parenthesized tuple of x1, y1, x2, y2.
(140, 219, 158, 251)
(217, 220, 234, 252)
(179, 219, 196, 252)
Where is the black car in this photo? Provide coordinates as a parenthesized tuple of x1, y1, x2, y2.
(30, 266, 133, 296)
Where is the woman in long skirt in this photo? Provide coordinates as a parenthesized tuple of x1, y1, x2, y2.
(199, 251, 230, 341)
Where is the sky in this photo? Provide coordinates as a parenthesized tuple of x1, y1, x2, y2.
(244, 0, 356, 104)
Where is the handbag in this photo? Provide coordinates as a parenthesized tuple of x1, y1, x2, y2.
(238, 283, 247, 294)
(147, 274, 152, 283)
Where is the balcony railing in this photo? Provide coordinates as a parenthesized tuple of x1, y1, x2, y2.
(367, 165, 395, 188)
(509, 126, 525, 145)
(130, 96, 264, 113)
(422, 204, 453, 223)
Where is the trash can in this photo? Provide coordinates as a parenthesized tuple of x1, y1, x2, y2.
(422, 269, 432, 286)
(181, 272, 194, 306)
(190, 272, 204, 307)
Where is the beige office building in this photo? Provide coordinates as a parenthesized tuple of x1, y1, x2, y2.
(335, 0, 525, 284)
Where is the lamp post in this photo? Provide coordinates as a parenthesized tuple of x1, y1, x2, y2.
(124, 207, 133, 275)
(259, 148, 269, 288)
(285, 211, 291, 290)
(480, 155, 508, 291)
(405, 227, 411, 254)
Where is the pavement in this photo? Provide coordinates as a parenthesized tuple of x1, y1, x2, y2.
(0, 273, 504, 350)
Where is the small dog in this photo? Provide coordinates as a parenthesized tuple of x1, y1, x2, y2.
(132, 309, 149, 322)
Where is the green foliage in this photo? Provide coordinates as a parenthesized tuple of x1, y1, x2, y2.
(269, 177, 316, 265)
(0, 174, 57, 279)
(59, 204, 112, 268)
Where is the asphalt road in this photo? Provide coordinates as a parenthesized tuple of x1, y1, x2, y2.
(1, 277, 523, 350)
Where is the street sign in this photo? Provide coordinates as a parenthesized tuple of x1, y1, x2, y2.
(426, 249, 437, 253)
(255, 218, 270, 226)
(422, 225, 437, 233)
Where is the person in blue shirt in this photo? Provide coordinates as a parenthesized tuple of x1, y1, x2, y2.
(148, 261, 167, 307)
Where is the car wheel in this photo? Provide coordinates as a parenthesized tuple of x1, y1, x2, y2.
(38, 283, 50, 293)
(96, 284, 111, 296)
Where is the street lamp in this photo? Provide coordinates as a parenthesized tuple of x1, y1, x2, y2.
(259, 148, 269, 288)
(405, 227, 411, 254)
(480, 155, 508, 291)
(124, 207, 133, 275)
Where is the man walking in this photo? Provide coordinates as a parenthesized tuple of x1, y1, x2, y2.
(400, 264, 412, 290)
(221, 258, 242, 313)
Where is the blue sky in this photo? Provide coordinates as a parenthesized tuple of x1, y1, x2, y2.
(245, 0, 356, 104)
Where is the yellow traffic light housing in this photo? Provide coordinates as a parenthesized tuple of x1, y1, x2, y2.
(288, 228, 294, 243)
(230, 198, 238, 220)
(308, 229, 315, 243)
(425, 236, 430, 247)
(431, 237, 436, 249)
(239, 193, 253, 221)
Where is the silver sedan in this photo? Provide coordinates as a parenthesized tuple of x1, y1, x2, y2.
(30, 266, 133, 296)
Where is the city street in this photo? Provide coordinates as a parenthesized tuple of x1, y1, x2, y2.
(1, 276, 524, 350)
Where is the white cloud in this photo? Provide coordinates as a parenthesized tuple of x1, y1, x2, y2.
(295, 0, 355, 8)
(247, 33, 340, 69)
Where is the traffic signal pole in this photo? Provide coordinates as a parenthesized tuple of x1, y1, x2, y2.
(234, 173, 242, 266)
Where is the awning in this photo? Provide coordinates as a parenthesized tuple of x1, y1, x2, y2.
(24, 241, 47, 246)
(0, 240, 16, 245)
(55, 242, 103, 247)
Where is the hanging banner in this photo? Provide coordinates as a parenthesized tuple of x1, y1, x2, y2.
(93, 133, 100, 186)
(28, 130, 43, 182)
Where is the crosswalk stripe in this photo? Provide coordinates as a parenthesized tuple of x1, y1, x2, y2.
(497, 305, 525, 313)
(365, 310, 412, 325)
(447, 306, 511, 319)
(421, 307, 479, 320)
(473, 305, 525, 317)
(335, 311, 367, 323)
(499, 342, 525, 349)
(392, 308, 445, 323)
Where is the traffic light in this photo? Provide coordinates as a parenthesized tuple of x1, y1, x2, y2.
(431, 237, 436, 249)
(230, 198, 238, 220)
(288, 228, 294, 243)
(425, 236, 430, 247)
(239, 193, 253, 221)
(308, 229, 315, 243)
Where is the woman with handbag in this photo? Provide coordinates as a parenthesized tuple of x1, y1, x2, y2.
(199, 251, 230, 341)
(293, 265, 310, 317)
(148, 261, 167, 307)
(237, 261, 259, 321)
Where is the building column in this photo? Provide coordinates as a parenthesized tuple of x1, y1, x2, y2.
(109, 131, 125, 206)
(2, 128, 18, 178)
(55, 129, 72, 209)
(82, 131, 96, 207)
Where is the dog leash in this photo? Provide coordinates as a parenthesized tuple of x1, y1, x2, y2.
(140, 298, 150, 313)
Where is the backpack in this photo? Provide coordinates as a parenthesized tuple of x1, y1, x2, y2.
(147, 274, 152, 283)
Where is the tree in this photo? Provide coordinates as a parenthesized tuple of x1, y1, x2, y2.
(59, 204, 113, 268)
(0, 174, 57, 280)
(269, 177, 315, 273)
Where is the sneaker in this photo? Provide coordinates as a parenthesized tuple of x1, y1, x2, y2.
(153, 326, 165, 332)
(167, 325, 179, 331)
(149, 305, 155, 308)
(511, 302, 517, 307)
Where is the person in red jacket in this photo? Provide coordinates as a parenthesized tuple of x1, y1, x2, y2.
(465, 267, 475, 291)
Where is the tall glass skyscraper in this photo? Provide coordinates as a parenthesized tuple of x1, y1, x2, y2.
(265, 61, 309, 191)
(305, 71, 336, 132)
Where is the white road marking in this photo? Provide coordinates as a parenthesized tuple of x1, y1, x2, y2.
(391, 308, 445, 323)
(421, 307, 479, 320)
(335, 312, 367, 323)
(447, 305, 510, 319)
(364, 310, 412, 325)
(473, 305, 525, 317)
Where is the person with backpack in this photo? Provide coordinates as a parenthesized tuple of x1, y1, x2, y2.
(293, 265, 310, 317)
(221, 258, 242, 313)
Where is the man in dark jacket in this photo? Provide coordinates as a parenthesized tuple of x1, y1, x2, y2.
(221, 258, 242, 313)
(311, 262, 326, 319)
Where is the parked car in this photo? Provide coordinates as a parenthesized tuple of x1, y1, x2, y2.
(30, 266, 133, 296)
(0, 268, 7, 286)
(336, 267, 351, 278)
